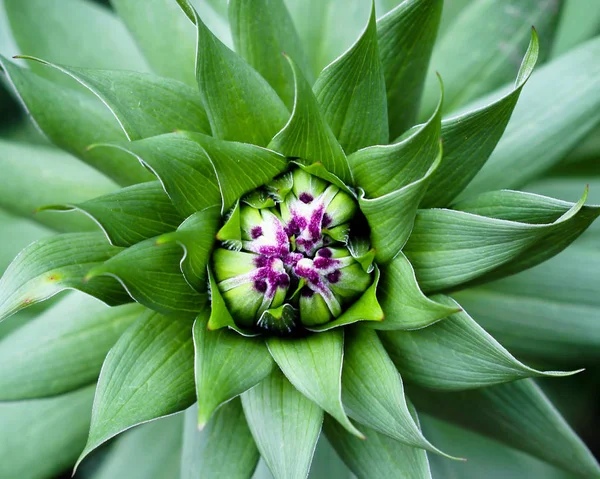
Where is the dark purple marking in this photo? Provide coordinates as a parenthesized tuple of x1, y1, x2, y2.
(327, 270, 341, 284)
(254, 256, 268, 268)
(277, 273, 290, 287)
(299, 192, 314, 203)
(314, 257, 336, 270)
(254, 279, 268, 293)
(322, 213, 332, 228)
(301, 287, 315, 298)
(251, 226, 263, 239)
(317, 248, 332, 258)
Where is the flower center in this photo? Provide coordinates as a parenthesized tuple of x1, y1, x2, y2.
(212, 169, 372, 333)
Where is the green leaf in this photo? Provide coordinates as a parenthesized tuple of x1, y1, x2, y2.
(193, 311, 274, 427)
(421, 29, 539, 207)
(91, 415, 183, 479)
(307, 266, 384, 332)
(283, 0, 370, 78)
(40, 181, 183, 247)
(461, 36, 600, 195)
(0, 210, 52, 274)
(242, 369, 323, 479)
(453, 244, 600, 361)
(369, 252, 459, 331)
(0, 385, 94, 479)
(182, 132, 289, 212)
(268, 55, 352, 185)
(0, 139, 117, 232)
(19, 56, 211, 139)
(4, 0, 148, 83)
(404, 190, 597, 292)
(377, 0, 443, 138)
(112, 0, 231, 88)
(157, 206, 220, 292)
(267, 329, 363, 438)
(380, 295, 579, 391)
(77, 310, 195, 468)
(358, 143, 442, 263)
(348, 79, 442, 196)
(324, 405, 433, 479)
(94, 133, 221, 217)
(452, 189, 600, 283)
(178, 0, 289, 146)
(551, 0, 600, 58)
(420, 0, 561, 116)
(342, 326, 448, 456)
(0, 232, 128, 322)
(229, 0, 312, 109)
(409, 379, 600, 477)
(313, 4, 388, 153)
(86, 237, 207, 316)
(423, 415, 578, 479)
(182, 400, 259, 479)
(0, 57, 152, 186)
(0, 293, 142, 400)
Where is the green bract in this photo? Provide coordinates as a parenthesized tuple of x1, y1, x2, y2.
(0, 0, 599, 478)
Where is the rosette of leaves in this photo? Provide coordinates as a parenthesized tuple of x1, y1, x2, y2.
(1, 0, 600, 478)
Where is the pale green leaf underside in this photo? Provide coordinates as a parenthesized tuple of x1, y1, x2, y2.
(381, 295, 580, 391)
(0, 293, 142, 400)
(182, 400, 258, 479)
(409, 380, 600, 477)
(242, 369, 323, 479)
(77, 310, 195, 469)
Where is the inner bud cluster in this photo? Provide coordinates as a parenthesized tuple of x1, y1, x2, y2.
(212, 169, 373, 333)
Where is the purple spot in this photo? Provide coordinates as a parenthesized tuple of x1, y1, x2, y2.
(301, 287, 314, 298)
(327, 270, 341, 284)
(299, 192, 314, 203)
(322, 213, 332, 228)
(254, 280, 267, 293)
(314, 257, 335, 270)
(277, 273, 290, 287)
(251, 226, 263, 239)
(317, 248, 332, 258)
(254, 256, 268, 268)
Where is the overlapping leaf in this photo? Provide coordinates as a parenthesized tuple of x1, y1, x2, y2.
(369, 252, 459, 331)
(0, 139, 116, 232)
(40, 181, 183, 247)
(462, 36, 600, 195)
(381, 295, 579, 391)
(77, 310, 195, 468)
(377, 0, 443, 137)
(229, 0, 311, 109)
(342, 326, 449, 456)
(267, 329, 363, 438)
(404, 189, 598, 292)
(193, 312, 274, 427)
(86, 237, 207, 316)
(112, 0, 231, 87)
(242, 370, 323, 479)
(0, 58, 151, 185)
(94, 133, 221, 217)
(19, 57, 211, 139)
(0, 385, 94, 479)
(178, 0, 289, 146)
(421, 29, 539, 207)
(313, 4, 388, 154)
(409, 379, 600, 477)
(324, 403, 432, 479)
(268, 56, 352, 184)
(0, 232, 128, 321)
(182, 401, 258, 479)
(0, 294, 142, 400)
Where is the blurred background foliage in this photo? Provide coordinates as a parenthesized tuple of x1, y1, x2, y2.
(0, 0, 598, 478)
